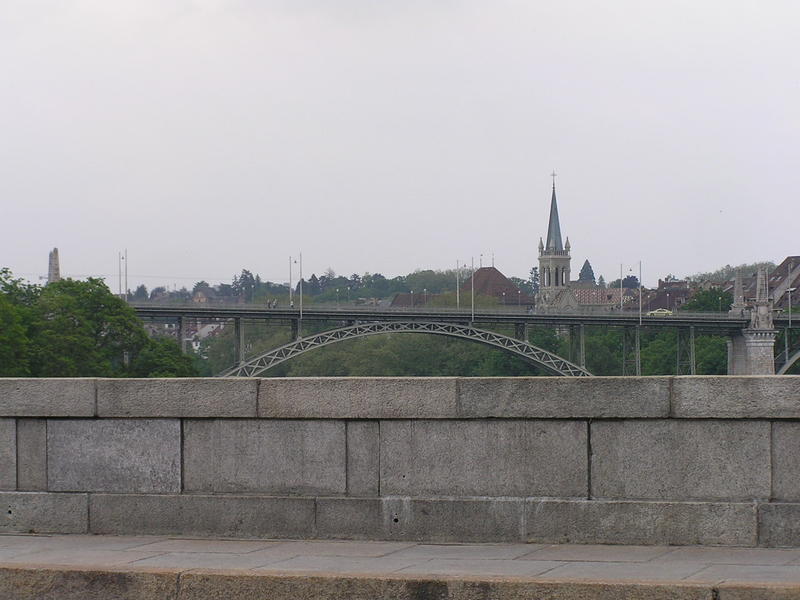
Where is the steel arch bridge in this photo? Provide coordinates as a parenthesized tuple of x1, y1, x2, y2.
(778, 349, 800, 375)
(218, 321, 593, 377)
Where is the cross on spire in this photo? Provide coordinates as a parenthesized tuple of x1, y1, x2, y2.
(551, 170, 557, 188)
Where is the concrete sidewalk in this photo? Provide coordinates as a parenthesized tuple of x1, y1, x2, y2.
(2, 534, 800, 598)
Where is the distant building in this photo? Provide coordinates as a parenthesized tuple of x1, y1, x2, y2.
(47, 248, 60, 284)
(460, 266, 535, 306)
(644, 279, 692, 312)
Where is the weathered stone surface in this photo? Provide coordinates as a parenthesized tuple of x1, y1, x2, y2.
(458, 376, 671, 418)
(591, 420, 770, 501)
(96, 378, 257, 417)
(526, 499, 757, 546)
(0, 565, 178, 600)
(0, 379, 95, 417)
(0, 492, 88, 534)
(381, 420, 587, 497)
(672, 376, 800, 418)
(48, 419, 180, 493)
(758, 503, 800, 547)
(771, 423, 800, 501)
(16, 419, 46, 491)
(259, 377, 457, 418)
(183, 420, 345, 495)
(89, 494, 315, 538)
(316, 497, 524, 543)
(179, 571, 714, 600)
(346, 421, 379, 496)
(0, 419, 16, 490)
(718, 585, 800, 599)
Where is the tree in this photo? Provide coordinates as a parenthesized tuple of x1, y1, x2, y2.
(192, 281, 211, 295)
(131, 337, 197, 377)
(28, 278, 149, 377)
(233, 270, 257, 302)
(509, 277, 533, 295)
(0, 293, 29, 376)
(578, 260, 596, 285)
(607, 275, 639, 289)
(688, 262, 776, 283)
(597, 275, 606, 289)
(682, 288, 732, 312)
(528, 267, 540, 294)
(132, 284, 148, 301)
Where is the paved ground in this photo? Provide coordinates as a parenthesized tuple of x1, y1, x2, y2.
(3, 533, 800, 586)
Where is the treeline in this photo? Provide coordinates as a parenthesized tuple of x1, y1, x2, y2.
(131, 267, 541, 305)
(0, 269, 197, 377)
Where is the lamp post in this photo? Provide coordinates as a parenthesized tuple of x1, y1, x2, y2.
(502, 291, 506, 306)
(638, 260, 642, 326)
(298, 251, 303, 320)
(288, 256, 293, 307)
(788, 287, 797, 365)
(718, 296, 722, 313)
(423, 288, 427, 305)
(456, 260, 460, 309)
(336, 288, 339, 308)
(518, 289, 521, 307)
(410, 290, 414, 308)
(471, 256, 475, 322)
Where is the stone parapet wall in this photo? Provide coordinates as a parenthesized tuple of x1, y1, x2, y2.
(1, 376, 799, 546)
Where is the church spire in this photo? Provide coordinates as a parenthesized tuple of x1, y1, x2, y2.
(545, 175, 563, 252)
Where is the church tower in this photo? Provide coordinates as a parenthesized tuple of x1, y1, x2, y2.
(537, 177, 571, 306)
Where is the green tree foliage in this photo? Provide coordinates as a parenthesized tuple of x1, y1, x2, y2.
(132, 284, 148, 301)
(688, 262, 776, 283)
(578, 260, 596, 285)
(682, 288, 732, 312)
(0, 293, 29, 376)
(528, 267, 540, 294)
(607, 275, 639, 289)
(0, 270, 198, 378)
(131, 337, 197, 377)
(28, 278, 150, 376)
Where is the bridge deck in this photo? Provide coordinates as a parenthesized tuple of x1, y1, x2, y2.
(1, 534, 799, 598)
(132, 303, 767, 333)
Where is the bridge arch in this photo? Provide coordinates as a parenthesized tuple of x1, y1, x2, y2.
(778, 348, 800, 375)
(218, 321, 592, 377)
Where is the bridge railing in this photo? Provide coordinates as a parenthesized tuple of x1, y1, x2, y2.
(129, 301, 748, 321)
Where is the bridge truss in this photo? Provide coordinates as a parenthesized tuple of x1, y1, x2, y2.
(218, 321, 593, 377)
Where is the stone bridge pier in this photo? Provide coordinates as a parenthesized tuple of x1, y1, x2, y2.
(728, 329, 777, 375)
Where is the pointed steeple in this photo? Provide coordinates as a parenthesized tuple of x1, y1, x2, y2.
(545, 182, 563, 252)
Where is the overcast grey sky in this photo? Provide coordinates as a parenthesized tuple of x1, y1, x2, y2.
(2, 0, 798, 290)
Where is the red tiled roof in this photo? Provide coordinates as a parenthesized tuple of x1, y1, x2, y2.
(572, 288, 634, 305)
(461, 267, 534, 303)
